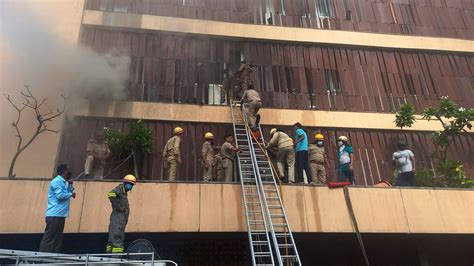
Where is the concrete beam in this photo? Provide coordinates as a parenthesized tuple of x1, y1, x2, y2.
(1, 180, 473, 234)
(82, 10, 474, 53)
(71, 100, 468, 132)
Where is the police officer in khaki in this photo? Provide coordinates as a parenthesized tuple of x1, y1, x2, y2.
(163, 127, 184, 181)
(221, 134, 241, 182)
(234, 60, 253, 92)
(308, 133, 328, 184)
(85, 130, 110, 179)
(214, 147, 225, 181)
(266, 128, 295, 183)
(202, 132, 215, 182)
(241, 89, 262, 131)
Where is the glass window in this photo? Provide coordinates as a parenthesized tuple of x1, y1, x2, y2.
(325, 69, 342, 95)
(315, 0, 335, 18)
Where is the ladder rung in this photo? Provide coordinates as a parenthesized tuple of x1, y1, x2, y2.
(278, 244, 294, 247)
(254, 252, 271, 255)
(270, 214, 285, 218)
(272, 223, 288, 227)
(268, 205, 283, 208)
(275, 233, 291, 237)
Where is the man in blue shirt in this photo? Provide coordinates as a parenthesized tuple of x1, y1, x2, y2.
(293, 123, 314, 184)
(337, 136, 355, 184)
(39, 164, 76, 253)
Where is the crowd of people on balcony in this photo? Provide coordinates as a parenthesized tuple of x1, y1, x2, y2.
(81, 60, 417, 188)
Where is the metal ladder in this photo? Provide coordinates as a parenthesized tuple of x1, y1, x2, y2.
(231, 102, 275, 266)
(231, 101, 301, 266)
(250, 122, 302, 266)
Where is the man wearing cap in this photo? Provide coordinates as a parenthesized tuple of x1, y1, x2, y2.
(39, 164, 76, 253)
(240, 88, 262, 131)
(234, 60, 253, 92)
(392, 140, 416, 187)
(309, 133, 328, 184)
(202, 132, 215, 182)
(106, 174, 136, 253)
(163, 127, 184, 181)
(337, 136, 355, 184)
(221, 134, 241, 182)
(84, 130, 110, 179)
(266, 128, 295, 183)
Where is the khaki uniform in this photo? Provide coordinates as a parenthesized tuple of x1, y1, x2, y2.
(215, 154, 224, 181)
(221, 142, 237, 182)
(308, 144, 327, 184)
(85, 139, 110, 179)
(268, 132, 295, 183)
(235, 63, 253, 91)
(241, 89, 262, 130)
(202, 141, 215, 182)
(163, 135, 182, 181)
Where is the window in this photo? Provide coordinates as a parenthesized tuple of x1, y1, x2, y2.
(325, 69, 342, 95)
(208, 84, 226, 105)
(315, 0, 335, 18)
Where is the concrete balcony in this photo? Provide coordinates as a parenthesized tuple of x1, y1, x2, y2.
(1, 179, 473, 235)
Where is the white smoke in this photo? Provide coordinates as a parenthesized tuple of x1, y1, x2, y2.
(1, 1, 131, 109)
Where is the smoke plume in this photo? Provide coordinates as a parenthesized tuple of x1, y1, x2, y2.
(1, 1, 131, 110)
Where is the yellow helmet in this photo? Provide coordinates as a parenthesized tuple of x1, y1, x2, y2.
(174, 127, 184, 134)
(123, 174, 137, 184)
(270, 128, 277, 135)
(338, 135, 348, 142)
(204, 132, 214, 139)
(315, 133, 324, 140)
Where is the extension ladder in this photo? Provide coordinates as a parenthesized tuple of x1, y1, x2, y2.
(231, 101, 301, 266)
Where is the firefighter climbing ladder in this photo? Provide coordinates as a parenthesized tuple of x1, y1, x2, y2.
(231, 101, 301, 266)
(231, 102, 275, 266)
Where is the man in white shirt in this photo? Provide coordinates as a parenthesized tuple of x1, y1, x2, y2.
(392, 140, 416, 187)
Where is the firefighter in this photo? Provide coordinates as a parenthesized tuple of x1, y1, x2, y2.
(163, 127, 184, 181)
(214, 149, 225, 182)
(106, 174, 136, 253)
(202, 132, 215, 182)
(240, 89, 262, 131)
(234, 60, 253, 92)
(266, 128, 295, 183)
(84, 130, 110, 179)
(309, 133, 328, 184)
(221, 134, 241, 182)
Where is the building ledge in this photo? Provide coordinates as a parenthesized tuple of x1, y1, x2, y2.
(82, 10, 474, 53)
(70, 100, 466, 132)
(1, 179, 473, 234)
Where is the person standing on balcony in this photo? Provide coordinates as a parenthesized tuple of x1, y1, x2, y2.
(84, 130, 110, 179)
(337, 135, 355, 184)
(202, 132, 215, 182)
(106, 175, 136, 253)
(309, 133, 328, 184)
(163, 127, 184, 181)
(393, 140, 417, 187)
(293, 123, 314, 184)
(240, 88, 262, 131)
(221, 134, 241, 182)
(266, 128, 295, 183)
(234, 60, 253, 92)
(39, 164, 76, 253)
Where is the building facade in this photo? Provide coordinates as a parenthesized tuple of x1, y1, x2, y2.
(1, 1, 474, 265)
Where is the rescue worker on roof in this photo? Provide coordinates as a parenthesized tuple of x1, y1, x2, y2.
(241, 88, 262, 131)
(163, 127, 184, 181)
(202, 132, 215, 182)
(266, 128, 295, 183)
(308, 133, 329, 184)
(221, 134, 241, 182)
(106, 174, 136, 253)
(84, 130, 110, 179)
(234, 60, 253, 92)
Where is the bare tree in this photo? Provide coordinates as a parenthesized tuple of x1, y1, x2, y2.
(3, 85, 65, 178)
